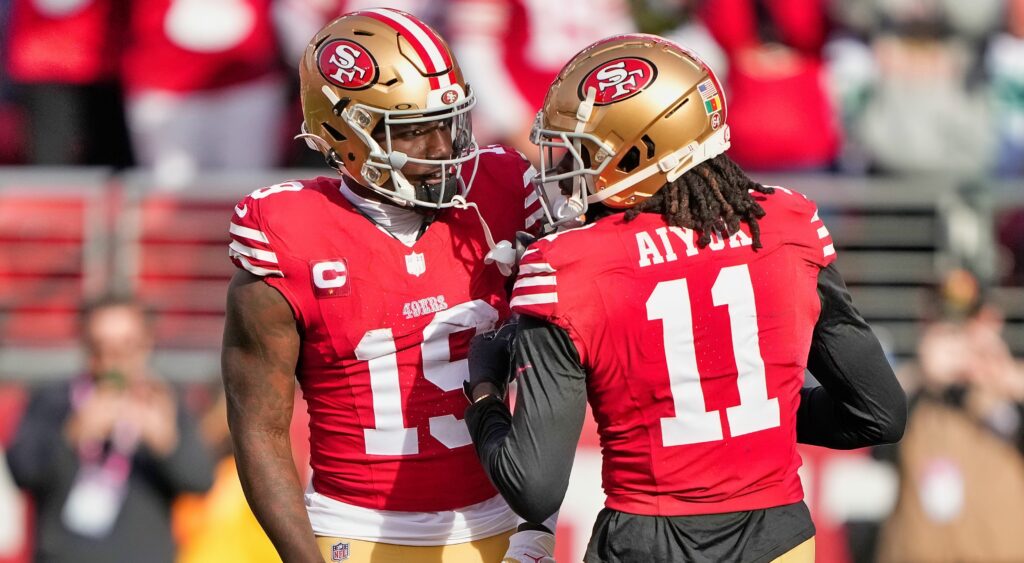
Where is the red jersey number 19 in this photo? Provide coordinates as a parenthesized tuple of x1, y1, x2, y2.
(354, 300, 499, 456)
(646, 264, 780, 447)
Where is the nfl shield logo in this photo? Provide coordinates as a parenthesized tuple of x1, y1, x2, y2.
(405, 252, 426, 277)
(331, 541, 350, 561)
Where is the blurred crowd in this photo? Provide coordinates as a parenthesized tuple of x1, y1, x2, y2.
(1, 0, 1024, 562)
(0, 0, 1023, 180)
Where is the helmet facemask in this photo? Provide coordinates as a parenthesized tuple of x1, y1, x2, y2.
(530, 88, 618, 229)
(307, 84, 480, 209)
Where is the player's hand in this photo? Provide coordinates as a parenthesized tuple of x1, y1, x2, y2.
(466, 320, 518, 402)
(501, 529, 556, 563)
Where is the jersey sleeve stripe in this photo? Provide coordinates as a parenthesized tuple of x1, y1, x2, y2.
(229, 222, 270, 244)
(522, 248, 539, 258)
(513, 275, 556, 289)
(524, 208, 545, 230)
(230, 253, 283, 277)
(524, 190, 539, 208)
(518, 262, 556, 275)
(509, 293, 558, 307)
(816, 226, 830, 239)
(823, 243, 836, 257)
(229, 240, 279, 264)
(523, 166, 536, 187)
(811, 210, 820, 223)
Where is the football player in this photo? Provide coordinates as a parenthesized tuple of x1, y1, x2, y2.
(221, 9, 553, 563)
(465, 34, 907, 562)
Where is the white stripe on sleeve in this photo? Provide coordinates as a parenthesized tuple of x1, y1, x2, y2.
(229, 240, 279, 264)
(229, 222, 270, 244)
(510, 293, 558, 308)
(513, 275, 556, 289)
(518, 262, 555, 275)
(230, 253, 283, 277)
(524, 208, 544, 230)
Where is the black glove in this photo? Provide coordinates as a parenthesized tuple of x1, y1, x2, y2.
(464, 320, 518, 402)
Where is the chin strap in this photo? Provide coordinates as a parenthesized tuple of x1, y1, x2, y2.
(450, 195, 516, 276)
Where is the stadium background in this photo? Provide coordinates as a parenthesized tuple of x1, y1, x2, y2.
(0, 0, 1022, 561)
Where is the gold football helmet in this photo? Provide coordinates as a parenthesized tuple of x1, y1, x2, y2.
(531, 34, 731, 228)
(297, 8, 477, 208)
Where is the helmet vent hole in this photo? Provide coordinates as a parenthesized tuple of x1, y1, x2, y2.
(322, 122, 346, 142)
(641, 135, 656, 159)
(354, 30, 375, 36)
(617, 146, 641, 173)
(664, 98, 689, 119)
(383, 78, 399, 86)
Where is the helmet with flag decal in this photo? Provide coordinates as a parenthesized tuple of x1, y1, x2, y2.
(297, 8, 477, 208)
(531, 34, 731, 228)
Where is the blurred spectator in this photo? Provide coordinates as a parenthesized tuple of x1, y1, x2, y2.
(4, 295, 214, 563)
(121, 0, 287, 187)
(0, 0, 26, 164)
(172, 387, 311, 563)
(833, 0, 1002, 177)
(876, 292, 1024, 562)
(652, 0, 728, 81)
(4, 0, 133, 166)
(986, 0, 1024, 176)
(171, 392, 276, 563)
(448, 0, 634, 160)
(700, 0, 841, 171)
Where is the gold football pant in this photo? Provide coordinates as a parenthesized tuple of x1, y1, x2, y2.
(772, 537, 815, 563)
(317, 530, 515, 563)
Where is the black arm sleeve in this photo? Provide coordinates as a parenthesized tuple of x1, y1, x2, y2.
(465, 315, 588, 523)
(798, 264, 908, 449)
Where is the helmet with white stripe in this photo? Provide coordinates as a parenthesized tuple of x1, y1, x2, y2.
(531, 34, 731, 228)
(298, 9, 477, 208)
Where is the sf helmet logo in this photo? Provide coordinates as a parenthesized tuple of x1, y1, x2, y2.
(580, 57, 657, 106)
(318, 39, 377, 89)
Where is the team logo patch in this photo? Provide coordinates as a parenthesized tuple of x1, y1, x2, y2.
(330, 541, 350, 561)
(441, 89, 459, 105)
(310, 259, 351, 298)
(711, 111, 722, 130)
(579, 57, 657, 106)
(317, 39, 378, 90)
(405, 252, 426, 277)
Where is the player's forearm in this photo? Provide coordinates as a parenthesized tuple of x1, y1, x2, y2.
(232, 423, 321, 563)
(466, 316, 587, 523)
(799, 265, 907, 449)
(222, 272, 317, 561)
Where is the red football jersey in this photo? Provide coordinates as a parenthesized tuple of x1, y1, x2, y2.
(511, 187, 835, 516)
(122, 0, 279, 93)
(228, 147, 540, 511)
(6, 0, 123, 83)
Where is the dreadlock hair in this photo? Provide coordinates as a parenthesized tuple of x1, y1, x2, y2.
(623, 153, 774, 250)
